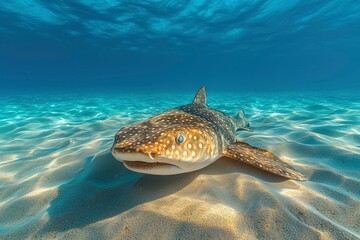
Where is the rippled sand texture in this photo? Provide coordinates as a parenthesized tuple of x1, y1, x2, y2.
(0, 92, 359, 239)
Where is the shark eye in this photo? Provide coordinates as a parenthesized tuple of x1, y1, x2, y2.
(175, 134, 184, 145)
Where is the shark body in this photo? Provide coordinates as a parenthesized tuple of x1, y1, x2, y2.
(111, 87, 306, 181)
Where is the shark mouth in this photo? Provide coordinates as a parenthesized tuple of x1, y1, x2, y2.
(111, 151, 184, 174)
(123, 160, 177, 169)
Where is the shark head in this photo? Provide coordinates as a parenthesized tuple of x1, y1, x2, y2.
(111, 110, 221, 175)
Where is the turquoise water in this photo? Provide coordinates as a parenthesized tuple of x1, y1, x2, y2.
(1, 91, 359, 238)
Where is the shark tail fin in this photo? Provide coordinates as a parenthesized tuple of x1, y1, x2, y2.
(235, 110, 253, 132)
(193, 87, 207, 106)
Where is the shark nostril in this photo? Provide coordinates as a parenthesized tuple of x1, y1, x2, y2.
(150, 152, 156, 159)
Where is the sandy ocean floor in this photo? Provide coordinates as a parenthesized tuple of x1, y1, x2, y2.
(0, 91, 359, 239)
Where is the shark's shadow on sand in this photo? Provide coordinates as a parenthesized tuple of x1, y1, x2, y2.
(42, 150, 198, 233)
(43, 149, 289, 233)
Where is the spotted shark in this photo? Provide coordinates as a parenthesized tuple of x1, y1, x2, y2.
(111, 87, 306, 181)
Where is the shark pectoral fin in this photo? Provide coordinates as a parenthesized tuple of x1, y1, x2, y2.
(224, 142, 306, 181)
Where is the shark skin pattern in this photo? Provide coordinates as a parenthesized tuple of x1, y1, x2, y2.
(111, 87, 306, 181)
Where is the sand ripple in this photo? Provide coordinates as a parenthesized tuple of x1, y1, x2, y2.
(0, 92, 359, 239)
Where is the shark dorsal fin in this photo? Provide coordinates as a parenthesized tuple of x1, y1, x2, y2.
(192, 87, 207, 105)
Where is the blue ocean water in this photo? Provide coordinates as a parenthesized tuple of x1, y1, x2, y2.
(0, 1, 360, 91)
(1, 0, 360, 239)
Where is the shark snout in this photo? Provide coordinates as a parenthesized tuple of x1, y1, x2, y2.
(112, 145, 140, 154)
(111, 144, 157, 161)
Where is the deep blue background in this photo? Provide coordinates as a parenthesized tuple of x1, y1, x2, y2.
(1, 1, 360, 92)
